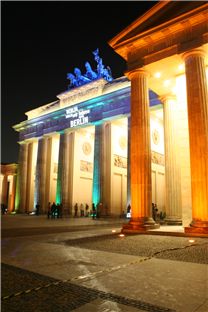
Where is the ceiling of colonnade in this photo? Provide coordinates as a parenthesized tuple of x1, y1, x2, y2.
(144, 44, 208, 98)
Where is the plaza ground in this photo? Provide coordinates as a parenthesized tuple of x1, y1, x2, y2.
(1, 214, 208, 312)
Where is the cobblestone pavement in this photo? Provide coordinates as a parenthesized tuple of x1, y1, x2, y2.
(2, 264, 175, 312)
(1, 215, 208, 312)
(58, 234, 208, 264)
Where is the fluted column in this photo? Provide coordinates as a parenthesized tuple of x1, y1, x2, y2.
(1, 175, 8, 207)
(92, 123, 104, 213)
(127, 116, 131, 207)
(11, 174, 17, 212)
(102, 122, 112, 216)
(25, 140, 38, 213)
(123, 69, 158, 232)
(56, 132, 69, 214)
(183, 48, 208, 234)
(56, 132, 64, 206)
(35, 137, 48, 213)
(18, 142, 29, 213)
(61, 132, 70, 214)
(162, 95, 182, 225)
(56, 131, 74, 216)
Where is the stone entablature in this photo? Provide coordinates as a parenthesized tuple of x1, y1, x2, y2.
(1, 163, 18, 176)
(109, 2, 208, 70)
(25, 78, 130, 121)
(57, 78, 107, 108)
(25, 100, 60, 120)
(13, 79, 161, 142)
(13, 87, 131, 142)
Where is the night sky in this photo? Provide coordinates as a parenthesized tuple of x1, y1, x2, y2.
(2, 1, 157, 164)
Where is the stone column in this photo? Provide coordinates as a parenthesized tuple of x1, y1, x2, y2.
(35, 137, 48, 213)
(127, 116, 131, 207)
(25, 139, 38, 213)
(11, 174, 17, 212)
(57, 131, 74, 216)
(18, 142, 29, 213)
(162, 95, 182, 225)
(102, 122, 112, 216)
(1, 174, 8, 207)
(25, 142, 33, 213)
(60, 132, 70, 215)
(92, 123, 103, 212)
(183, 48, 208, 234)
(123, 69, 158, 232)
(56, 132, 64, 206)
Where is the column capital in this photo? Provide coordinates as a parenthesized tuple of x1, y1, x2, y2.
(18, 140, 29, 146)
(25, 137, 39, 144)
(125, 68, 149, 80)
(43, 132, 59, 139)
(64, 128, 74, 134)
(182, 48, 207, 61)
(159, 94, 177, 105)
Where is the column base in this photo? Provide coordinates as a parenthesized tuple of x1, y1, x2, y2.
(121, 217, 160, 234)
(165, 216, 182, 225)
(185, 220, 208, 235)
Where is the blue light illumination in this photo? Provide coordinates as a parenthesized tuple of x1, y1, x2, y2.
(92, 124, 102, 206)
(67, 48, 113, 90)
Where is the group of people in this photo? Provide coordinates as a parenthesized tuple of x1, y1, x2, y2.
(47, 202, 62, 219)
(74, 203, 89, 217)
(73, 202, 103, 219)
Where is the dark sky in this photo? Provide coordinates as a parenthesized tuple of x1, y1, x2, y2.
(2, 1, 157, 164)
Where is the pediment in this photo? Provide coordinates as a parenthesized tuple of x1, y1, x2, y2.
(109, 1, 207, 47)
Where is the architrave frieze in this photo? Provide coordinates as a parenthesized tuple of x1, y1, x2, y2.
(110, 3, 207, 70)
(14, 87, 131, 142)
(14, 89, 161, 142)
(57, 78, 107, 108)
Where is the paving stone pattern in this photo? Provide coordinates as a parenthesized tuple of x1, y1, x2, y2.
(2, 263, 176, 312)
(59, 234, 208, 264)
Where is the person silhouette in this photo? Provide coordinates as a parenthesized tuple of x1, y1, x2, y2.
(35, 202, 40, 216)
(92, 203, 96, 219)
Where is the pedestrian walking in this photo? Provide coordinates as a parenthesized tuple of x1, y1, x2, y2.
(35, 202, 40, 216)
(85, 203, 89, 217)
(74, 203, 78, 217)
(92, 203, 96, 219)
(80, 203, 84, 217)
(51, 202, 56, 219)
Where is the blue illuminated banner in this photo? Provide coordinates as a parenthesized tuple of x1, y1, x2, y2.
(65, 106, 91, 128)
(17, 83, 161, 141)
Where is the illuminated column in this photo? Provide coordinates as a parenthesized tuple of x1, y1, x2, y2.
(1, 174, 8, 207)
(7, 175, 13, 212)
(162, 95, 182, 225)
(44, 133, 60, 207)
(35, 137, 48, 213)
(18, 142, 29, 213)
(183, 48, 208, 233)
(26, 140, 38, 213)
(0, 174, 4, 205)
(102, 122, 112, 216)
(57, 131, 74, 215)
(92, 123, 103, 209)
(10, 174, 17, 212)
(127, 116, 131, 207)
(56, 132, 64, 205)
(123, 69, 158, 232)
(58, 132, 69, 214)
